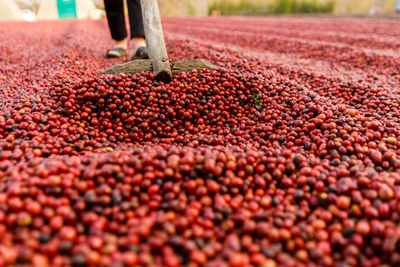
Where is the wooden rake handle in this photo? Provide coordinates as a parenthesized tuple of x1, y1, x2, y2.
(140, 0, 173, 83)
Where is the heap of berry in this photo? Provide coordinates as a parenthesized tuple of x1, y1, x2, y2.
(0, 17, 400, 267)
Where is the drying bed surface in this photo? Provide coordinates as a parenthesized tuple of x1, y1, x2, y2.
(0, 17, 400, 266)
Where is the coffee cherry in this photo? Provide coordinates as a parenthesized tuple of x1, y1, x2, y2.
(1, 16, 400, 267)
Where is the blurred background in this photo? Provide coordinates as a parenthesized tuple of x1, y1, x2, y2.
(1, 0, 400, 21)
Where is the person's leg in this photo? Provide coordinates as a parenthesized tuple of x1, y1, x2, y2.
(127, 0, 148, 59)
(127, 0, 145, 38)
(104, 0, 127, 57)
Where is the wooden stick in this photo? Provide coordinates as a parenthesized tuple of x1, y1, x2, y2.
(140, 0, 172, 82)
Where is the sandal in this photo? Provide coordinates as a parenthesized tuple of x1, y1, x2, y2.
(131, 47, 149, 60)
(105, 47, 127, 58)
